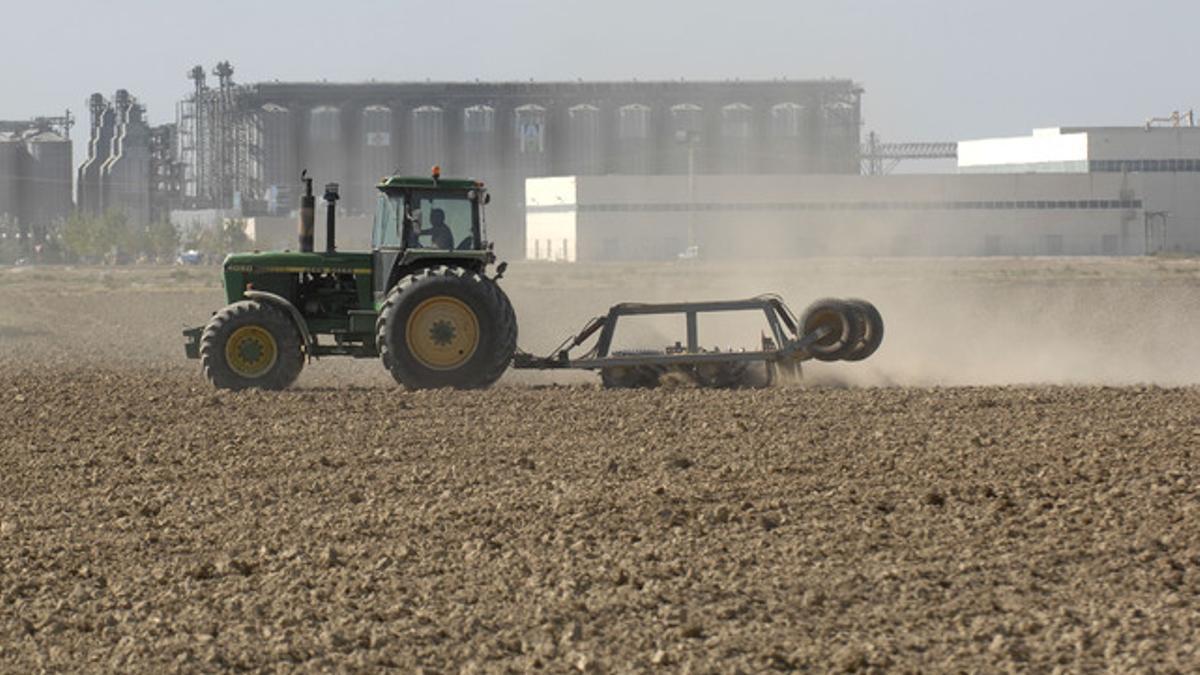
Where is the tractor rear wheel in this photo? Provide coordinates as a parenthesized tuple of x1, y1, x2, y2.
(200, 300, 304, 390)
(376, 266, 517, 389)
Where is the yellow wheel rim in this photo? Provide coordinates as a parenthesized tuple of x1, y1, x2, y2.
(225, 325, 279, 378)
(405, 295, 480, 370)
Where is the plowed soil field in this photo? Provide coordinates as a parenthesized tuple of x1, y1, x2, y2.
(2, 259, 1199, 671)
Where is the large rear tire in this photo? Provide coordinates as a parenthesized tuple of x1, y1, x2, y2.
(200, 300, 304, 391)
(376, 266, 517, 389)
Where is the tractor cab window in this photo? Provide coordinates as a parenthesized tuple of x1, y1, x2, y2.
(407, 193, 476, 250)
(373, 194, 403, 248)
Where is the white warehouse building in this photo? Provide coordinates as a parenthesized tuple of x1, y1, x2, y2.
(527, 126, 1200, 260)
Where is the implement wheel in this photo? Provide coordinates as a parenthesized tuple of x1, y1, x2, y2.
(377, 266, 517, 389)
(800, 298, 863, 362)
(200, 300, 304, 390)
(841, 299, 884, 362)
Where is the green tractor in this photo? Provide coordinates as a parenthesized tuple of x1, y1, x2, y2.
(184, 169, 516, 390)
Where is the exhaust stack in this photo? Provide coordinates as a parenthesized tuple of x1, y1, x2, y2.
(323, 183, 340, 253)
(299, 171, 314, 252)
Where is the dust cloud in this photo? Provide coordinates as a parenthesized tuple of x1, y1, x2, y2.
(3, 258, 1200, 387)
(507, 256, 1200, 387)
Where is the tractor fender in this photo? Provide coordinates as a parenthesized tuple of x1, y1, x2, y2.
(243, 290, 317, 360)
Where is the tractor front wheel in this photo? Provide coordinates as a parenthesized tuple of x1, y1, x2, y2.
(200, 300, 305, 390)
(376, 266, 517, 389)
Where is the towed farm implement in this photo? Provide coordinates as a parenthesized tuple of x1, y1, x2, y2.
(513, 295, 882, 388)
(184, 171, 883, 390)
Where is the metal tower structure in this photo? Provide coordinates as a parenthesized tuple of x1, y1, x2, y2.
(861, 131, 957, 175)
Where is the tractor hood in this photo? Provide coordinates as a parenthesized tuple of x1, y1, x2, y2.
(224, 251, 373, 275)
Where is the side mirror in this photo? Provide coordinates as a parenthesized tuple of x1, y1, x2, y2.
(483, 193, 491, 205)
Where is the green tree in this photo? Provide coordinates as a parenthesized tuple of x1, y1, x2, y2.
(223, 218, 251, 253)
(142, 220, 179, 261)
(62, 212, 99, 261)
(96, 210, 131, 261)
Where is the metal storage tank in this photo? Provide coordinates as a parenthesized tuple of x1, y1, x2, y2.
(461, 104, 498, 184)
(100, 95, 152, 227)
(821, 102, 858, 173)
(23, 130, 72, 232)
(667, 103, 704, 174)
(306, 105, 345, 190)
(78, 93, 113, 216)
(566, 104, 602, 175)
(770, 102, 807, 173)
(0, 134, 20, 228)
(409, 105, 445, 175)
(260, 104, 296, 214)
(514, 104, 548, 178)
(616, 103, 652, 174)
(359, 105, 394, 213)
(720, 103, 754, 174)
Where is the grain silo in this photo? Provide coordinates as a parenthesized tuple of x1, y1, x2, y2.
(769, 102, 807, 173)
(22, 130, 72, 231)
(306, 106, 345, 191)
(359, 105, 394, 212)
(409, 105, 445, 175)
(566, 104, 602, 175)
(616, 103, 652, 174)
(0, 133, 21, 227)
(260, 104, 296, 213)
(461, 104, 498, 184)
(720, 103, 754, 174)
(666, 103, 703, 174)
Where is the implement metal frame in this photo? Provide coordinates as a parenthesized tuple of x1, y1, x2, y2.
(512, 295, 828, 371)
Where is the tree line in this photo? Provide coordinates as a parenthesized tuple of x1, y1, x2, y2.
(0, 211, 251, 264)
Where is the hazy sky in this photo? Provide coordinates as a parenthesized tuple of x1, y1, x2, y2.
(5, 0, 1199, 159)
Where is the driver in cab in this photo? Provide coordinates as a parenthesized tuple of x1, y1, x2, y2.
(411, 208, 455, 249)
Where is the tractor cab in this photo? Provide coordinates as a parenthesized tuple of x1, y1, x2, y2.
(371, 170, 493, 302)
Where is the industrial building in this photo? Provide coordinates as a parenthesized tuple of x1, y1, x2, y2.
(527, 125, 1200, 260)
(173, 64, 863, 255)
(958, 125, 1200, 252)
(0, 116, 73, 252)
(76, 90, 180, 228)
(525, 173, 1144, 260)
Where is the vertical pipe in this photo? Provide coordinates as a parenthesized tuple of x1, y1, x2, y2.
(299, 172, 314, 252)
(686, 311, 698, 353)
(324, 182, 340, 253)
(686, 143, 696, 253)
